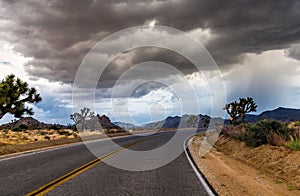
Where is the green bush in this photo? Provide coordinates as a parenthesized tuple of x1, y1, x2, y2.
(11, 124, 29, 132)
(19, 124, 29, 130)
(11, 126, 21, 132)
(244, 119, 295, 147)
(49, 124, 62, 130)
(58, 130, 72, 136)
(286, 135, 300, 150)
(294, 121, 300, 126)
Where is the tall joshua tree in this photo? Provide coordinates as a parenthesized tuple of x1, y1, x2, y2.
(0, 74, 42, 119)
(239, 97, 257, 123)
(224, 101, 241, 125)
(224, 97, 257, 125)
(70, 107, 94, 131)
(187, 115, 199, 128)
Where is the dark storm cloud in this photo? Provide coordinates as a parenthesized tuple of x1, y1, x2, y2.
(286, 43, 300, 61)
(97, 47, 197, 90)
(1, 0, 300, 85)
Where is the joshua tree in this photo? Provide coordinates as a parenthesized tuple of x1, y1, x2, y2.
(70, 107, 94, 131)
(239, 97, 257, 123)
(224, 97, 257, 125)
(224, 101, 241, 125)
(0, 74, 42, 119)
(202, 117, 210, 128)
(187, 115, 199, 128)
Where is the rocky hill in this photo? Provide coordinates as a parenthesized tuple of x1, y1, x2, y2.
(246, 107, 300, 122)
(96, 115, 123, 130)
(0, 115, 123, 132)
(0, 117, 58, 130)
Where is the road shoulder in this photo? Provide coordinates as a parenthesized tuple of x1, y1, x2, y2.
(189, 135, 300, 196)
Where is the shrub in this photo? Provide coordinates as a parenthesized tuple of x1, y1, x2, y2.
(294, 121, 300, 126)
(244, 119, 295, 147)
(58, 130, 72, 136)
(19, 124, 29, 130)
(286, 135, 300, 150)
(11, 124, 29, 132)
(11, 126, 22, 132)
(266, 132, 285, 146)
(49, 124, 62, 130)
(39, 130, 47, 135)
(221, 125, 245, 140)
(67, 123, 77, 132)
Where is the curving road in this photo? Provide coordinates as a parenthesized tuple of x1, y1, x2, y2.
(0, 130, 209, 195)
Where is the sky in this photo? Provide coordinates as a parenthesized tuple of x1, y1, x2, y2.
(0, 0, 300, 125)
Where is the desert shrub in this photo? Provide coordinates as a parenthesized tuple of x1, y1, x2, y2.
(221, 125, 245, 140)
(67, 123, 77, 132)
(286, 135, 300, 150)
(294, 121, 300, 126)
(19, 124, 29, 130)
(244, 120, 295, 147)
(39, 130, 47, 135)
(266, 132, 285, 146)
(104, 128, 113, 134)
(49, 124, 62, 130)
(12, 124, 29, 132)
(1, 129, 8, 134)
(11, 126, 22, 132)
(58, 130, 72, 136)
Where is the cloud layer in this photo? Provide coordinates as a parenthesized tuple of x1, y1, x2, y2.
(1, 0, 300, 124)
(1, 0, 300, 84)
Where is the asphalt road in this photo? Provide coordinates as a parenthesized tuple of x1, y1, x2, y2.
(0, 130, 209, 195)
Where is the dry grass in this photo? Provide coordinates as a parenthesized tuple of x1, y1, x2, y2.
(0, 129, 133, 156)
(0, 129, 81, 155)
(0, 129, 79, 145)
(0, 128, 175, 156)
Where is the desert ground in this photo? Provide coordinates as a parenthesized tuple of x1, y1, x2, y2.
(190, 134, 300, 196)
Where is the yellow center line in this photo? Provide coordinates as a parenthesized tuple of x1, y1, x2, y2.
(26, 135, 159, 196)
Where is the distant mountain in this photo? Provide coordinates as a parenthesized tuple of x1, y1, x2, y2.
(141, 107, 300, 129)
(0, 117, 64, 130)
(141, 119, 165, 129)
(246, 107, 300, 122)
(142, 114, 212, 129)
(112, 122, 136, 129)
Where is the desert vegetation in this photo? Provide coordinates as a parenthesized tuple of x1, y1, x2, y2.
(0, 74, 41, 119)
(221, 119, 300, 150)
(70, 107, 125, 133)
(187, 115, 199, 128)
(224, 97, 257, 125)
(222, 97, 300, 150)
(0, 129, 78, 145)
(70, 107, 95, 132)
(189, 98, 300, 195)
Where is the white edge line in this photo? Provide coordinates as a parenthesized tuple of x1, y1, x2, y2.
(0, 131, 161, 162)
(183, 135, 215, 196)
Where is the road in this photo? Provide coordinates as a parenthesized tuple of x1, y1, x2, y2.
(0, 130, 210, 195)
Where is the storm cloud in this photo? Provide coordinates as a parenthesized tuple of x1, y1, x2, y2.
(1, 0, 300, 86)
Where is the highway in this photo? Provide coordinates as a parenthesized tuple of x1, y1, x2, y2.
(0, 130, 210, 195)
